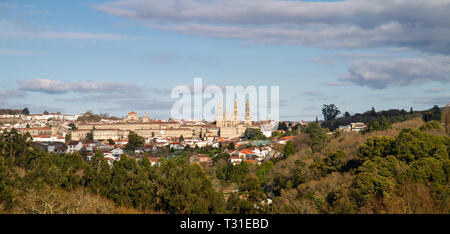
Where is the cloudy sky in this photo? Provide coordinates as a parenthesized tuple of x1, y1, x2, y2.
(0, 0, 449, 120)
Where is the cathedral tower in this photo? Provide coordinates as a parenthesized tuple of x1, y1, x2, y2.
(245, 98, 251, 126)
(233, 97, 238, 126)
(217, 99, 224, 127)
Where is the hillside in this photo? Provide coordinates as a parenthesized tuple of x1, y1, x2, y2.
(267, 118, 449, 213)
(0, 117, 448, 214)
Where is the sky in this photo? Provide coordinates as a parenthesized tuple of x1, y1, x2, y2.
(0, 0, 449, 121)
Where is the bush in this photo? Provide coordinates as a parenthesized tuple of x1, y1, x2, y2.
(420, 120, 441, 131)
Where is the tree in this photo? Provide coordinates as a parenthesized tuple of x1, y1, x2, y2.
(370, 107, 377, 117)
(423, 105, 442, 122)
(43, 110, 49, 115)
(179, 135, 184, 143)
(107, 139, 115, 145)
(243, 128, 267, 140)
(442, 104, 450, 133)
(278, 122, 288, 132)
(68, 123, 77, 130)
(378, 116, 391, 130)
(125, 131, 144, 152)
(21, 107, 30, 115)
(283, 141, 295, 158)
(0, 157, 13, 209)
(322, 104, 341, 121)
(65, 134, 71, 142)
(431, 105, 442, 122)
(86, 131, 94, 141)
(344, 112, 351, 118)
(302, 123, 329, 153)
(319, 149, 346, 174)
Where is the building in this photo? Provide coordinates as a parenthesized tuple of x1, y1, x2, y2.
(67, 141, 83, 153)
(351, 123, 367, 132)
(125, 111, 139, 122)
(190, 154, 212, 165)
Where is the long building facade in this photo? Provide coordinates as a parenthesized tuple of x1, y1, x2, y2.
(72, 99, 260, 141)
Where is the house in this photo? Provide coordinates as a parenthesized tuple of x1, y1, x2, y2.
(351, 123, 367, 132)
(67, 141, 83, 153)
(111, 147, 124, 158)
(170, 142, 185, 150)
(33, 135, 66, 143)
(276, 136, 296, 144)
(190, 154, 212, 165)
(239, 148, 255, 158)
(103, 151, 113, 158)
(229, 156, 243, 165)
(149, 157, 159, 166)
(33, 142, 66, 154)
(103, 155, 117, 166)
(338, 125, 351, 132)
(54, 143, 67, 154)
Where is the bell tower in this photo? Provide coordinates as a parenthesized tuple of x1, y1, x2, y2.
(217, 99, 223, 127)
(245, 98, 251, 126)
(233, 96, 238, 126)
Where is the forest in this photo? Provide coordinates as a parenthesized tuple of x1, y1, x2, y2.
(0, 107, 449, 214)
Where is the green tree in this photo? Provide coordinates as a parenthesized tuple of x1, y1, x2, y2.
(243, 128, 267, 140)
(68, 123, 77, 130)
(322, 104, 341, 121)
(283, 141, 295, 158)
(302, 123, 329, 152)
(125, 131, 144, 152)
(87, 132, 94, 141)
(278, 122, 288, 132)
(21, 107, 30, 115)
(420, 120, 441, 131)
(319, 149, 346, 174)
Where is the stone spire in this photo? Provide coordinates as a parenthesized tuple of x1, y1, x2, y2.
(233, 96, 238, 126)
(245, 98, 251, 126)
(217, 99, 223, 127)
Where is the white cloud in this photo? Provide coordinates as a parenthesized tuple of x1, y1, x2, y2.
(18, 79, 141, 94)
(96, 0, 450, 53)
(308, 58, 336, 66)
(340, 55, 450, 89)
(0, 20, 133, 40)
(0, 89, 26, 105)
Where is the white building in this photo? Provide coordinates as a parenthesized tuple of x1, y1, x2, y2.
(67, 141, 83, 153)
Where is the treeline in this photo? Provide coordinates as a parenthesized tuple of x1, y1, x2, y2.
(321, 107, 421, 131)
(0, 108, 29, 115)
(77, 111, 120, 122)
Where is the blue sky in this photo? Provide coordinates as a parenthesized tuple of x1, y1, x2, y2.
(0, 0, 449, 120)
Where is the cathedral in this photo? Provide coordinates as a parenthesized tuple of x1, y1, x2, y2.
(216, 97, 252, 127)
(215, 97, 255, 138)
